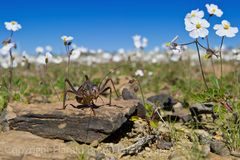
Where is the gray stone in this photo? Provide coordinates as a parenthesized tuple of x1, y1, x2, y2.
(156, 140, 173, 150)
(231, 149, 240, 158)
(122, 88, 146, 118)
(0, 98, 138, 143)
(168, 150, 187, 160)
(122, 88, 138, 100)
(194, 129, 211, 145)
(189, 103, 214, 116)
(95, 152, 105, 160)
(163, 108, 192, 123)
(201, 144, 211, 157)
(136, 102, 147, 118)
(210, 140, 230, 156)
(173, 102, 183, 112)
(147, 94, 176, 111)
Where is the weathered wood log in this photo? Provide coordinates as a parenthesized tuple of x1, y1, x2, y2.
(121, 135, 156, 156)
(0, 98, 138, 143)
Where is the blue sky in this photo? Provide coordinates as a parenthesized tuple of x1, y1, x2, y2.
(0, 0, 239, 54)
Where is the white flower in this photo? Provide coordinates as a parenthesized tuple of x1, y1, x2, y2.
(148, 71, 153, 76)
(52, 56, 63, 64)
(70, 48, 81, 61)
(36, 52, 53, 65)
(97, 49, 103, 54)
(61, 35, 74, 44)
(36, 55, 45, 65)
(132, 35, 148, 49)
(185, 9, 204, 22)
(118, 48, 125, 54)
(170, 53, 182, 62)
(112, 54, 122, 62)
(142, 37, 148, 48)
(45, 45, 53, 52)
(185, 18, 210, 38)
(45, 52, 53, 64)
(71, 43, 78, 49)
(4, 21, 22, 32)
(1, 59, 17, 69)
(35, 46, 44, 54)
(0, 43, 15, 56)
(133, 35, 142, 49)
(154, 47, 160, 53)
(133, 35, 141, 41)
(22, 51, 30, 60)
(214, 20, 238, 38)
(135, 69, 144, 77)
(172, 46, 183, 54)
(206, 4, 223, 17)
(79, 46, 88, 53)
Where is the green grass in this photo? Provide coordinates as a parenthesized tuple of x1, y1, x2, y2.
(0, 59, 240, 152)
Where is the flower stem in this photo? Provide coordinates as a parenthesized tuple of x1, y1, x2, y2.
(205, 37, 216, 78)
(136, 78, 145, 105)
(179, 41, 196, 46)
(65, 45, 70, 79)
(10, 31, 13, 38)
(210, 57, 216, 76)
(196, 41, 208, 50)
(45, 63, 61, 101)
(7, 31, 14, 102)
(219, 36, 225, 81)
(8, 50, 14, 102)
(195, 41, 209, 90)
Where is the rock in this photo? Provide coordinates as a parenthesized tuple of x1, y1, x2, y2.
(173, 102, 183, 112)
(136, 102, 146, 118)
(194, 129, 211, 145)
(157, 140, 173, 150)
(201, 144, 211, 157)
(122, 88, 138, 100)
(207, 152, 232, 160)
(189, 103, 214, 116)
(180, 114, 193, 123)
(0, 97, 138, 143)
(168, 150, 187, 160)
(95, 152, 105, 160)
(231, 149, 240, 158)
(106, 143, 124, 154)
(90, 140, 99, 148)
(147, 94, 176, 111)
(210, 140, 230, 156)
(163, 108, 192, 123)
(172, 103, 193, 122)
(145, 147, 151, 151)
(122, 88, 146, 118)
(0, 130, 76, 160)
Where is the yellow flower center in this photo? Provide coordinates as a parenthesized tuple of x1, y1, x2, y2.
(63, 37, 67, 42)
(11, 21, 16, 25)
(223, 24, 230, 30)
(212, 8, 216, 13)
(196, 23, 201, 29)
(191, 13, 196, 17)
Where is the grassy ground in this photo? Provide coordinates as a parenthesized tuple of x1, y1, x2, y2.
(0, 58, 240, 156)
